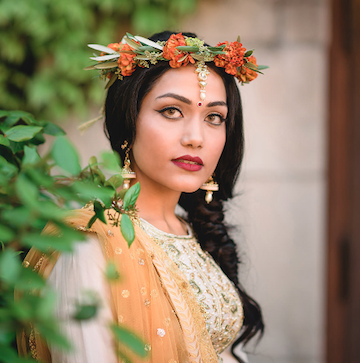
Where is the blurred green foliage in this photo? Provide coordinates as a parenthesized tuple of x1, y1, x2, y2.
(0, 0, 197, 121)
(0, 110, 143, 362)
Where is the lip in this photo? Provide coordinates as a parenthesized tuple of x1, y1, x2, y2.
(172, 155, 204, 171)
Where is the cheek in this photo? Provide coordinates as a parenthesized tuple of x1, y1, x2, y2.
(132, 118, 169, 166)
(208, 128, 226, 168)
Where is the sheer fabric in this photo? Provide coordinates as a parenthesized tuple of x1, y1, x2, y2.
(48, 235, 117, 363)
(17, 208, 243, 362)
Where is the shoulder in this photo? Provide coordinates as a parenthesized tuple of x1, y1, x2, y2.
(48, 233, 108, 291)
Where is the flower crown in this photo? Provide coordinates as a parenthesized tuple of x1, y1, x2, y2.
(85, 33, 268, 89)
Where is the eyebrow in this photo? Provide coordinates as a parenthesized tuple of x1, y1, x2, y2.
(156, 93, 227, 108)
(156, 93, 191, 104)
(207, 101, 227, 108)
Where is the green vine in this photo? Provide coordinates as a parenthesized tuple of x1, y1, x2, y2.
(0, 0, 197, 120)
(0, 110, 143, 362)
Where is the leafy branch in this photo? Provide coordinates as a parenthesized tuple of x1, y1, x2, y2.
(0, 0, 198, 120)
(0, 110, 145, 362)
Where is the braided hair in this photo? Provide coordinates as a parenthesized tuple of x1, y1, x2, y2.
(104, 31, 264, 362)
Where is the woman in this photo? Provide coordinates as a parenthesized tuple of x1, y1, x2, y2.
(18, 31, 264, 363)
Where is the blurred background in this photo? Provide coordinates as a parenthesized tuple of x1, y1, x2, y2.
(1, 0, 360, 362)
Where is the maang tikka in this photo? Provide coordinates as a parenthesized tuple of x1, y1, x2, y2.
(200, 175, 219, 204)
(121, 141, 136, 189)
(195, 61, 210, 107)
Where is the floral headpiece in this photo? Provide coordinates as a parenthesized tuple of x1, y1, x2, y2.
(85, 33, 268, 105)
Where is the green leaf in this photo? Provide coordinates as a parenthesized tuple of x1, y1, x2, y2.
(52, 136, 81, 175)
(176, 46, 199, 52)
(93, 200, 107, 224)
(209, 51, 226, 55)
(86, 214, 98, 229)
(73, 303, 98, 321)
(244, 49, 254, 57)
(17, 268, 46, 290)
(22, 146, 40, 165)
(36, 323, 71, 350)
(88, 44, 119, 54)
(101, 151, 121, 171)
(93, 169, 106, 184)
(134, 35, 164, 50)
(72, 182, 114, 208)
(15, 173, 39, 207)
(22, 233, 75, 252)
(0, 110, 9, 118)
(120, 214, 135, 246)
(111, 324, 148, 358)
(89, 156, 98, 168)
(32, 201, 68, 220)
(105, 73, 117, 89)
(0, 155, 18, 179)
(0, 135, 10, 146)
(123, 182, 140, 210)
(1, 207, 32, 227)
(5, 125, 43, 142)
(0, 224, 15, 242)
(245, 62, 257, 70)
(0, 344, 25, 363)
(105, 175, 123, 189)
(117, 188, 127, 200)
(41, 122, 66, 136)
(208, 46, 226, 51)
(26, 169, 54, 189)
(123, 36, 141, 49)
(257, 65, 269, 70)
(5, 110, 34, 123)
(105, 261, 121, 281)
(0, 249, 21, 283)
(137, 45, 157, 52)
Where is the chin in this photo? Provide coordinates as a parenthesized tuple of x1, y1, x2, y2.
(174, 182, 203, 194)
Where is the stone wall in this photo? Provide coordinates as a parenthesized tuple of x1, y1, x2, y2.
(64, 1, 329, 361)
(183, 0, 329, 362)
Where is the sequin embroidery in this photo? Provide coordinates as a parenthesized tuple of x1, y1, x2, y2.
(139, 218, 244, 354)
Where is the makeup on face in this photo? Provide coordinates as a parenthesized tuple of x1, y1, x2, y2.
(132, 66, 227, 194)
(172, 155, 204, 171)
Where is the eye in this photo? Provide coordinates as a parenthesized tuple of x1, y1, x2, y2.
(157, 106, 183, 119)
(205, 113, 226, 125)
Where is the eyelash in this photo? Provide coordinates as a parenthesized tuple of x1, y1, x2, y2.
(157, 106, 226, 125)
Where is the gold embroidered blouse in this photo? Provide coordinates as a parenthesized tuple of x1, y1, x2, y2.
(17, 209, 243, 363)
(139, 218, 244, 355)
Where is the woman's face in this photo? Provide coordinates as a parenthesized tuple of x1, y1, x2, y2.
(131, 65, 227, 194)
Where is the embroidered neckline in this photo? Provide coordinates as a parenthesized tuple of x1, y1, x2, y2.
(139, 217, 193, 239)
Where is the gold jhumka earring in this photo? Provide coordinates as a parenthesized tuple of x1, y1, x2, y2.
(200, 175, 219, 203)
(121, 141, 136, 189)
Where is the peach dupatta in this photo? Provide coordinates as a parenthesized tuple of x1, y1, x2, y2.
(17, 209, 219, 363)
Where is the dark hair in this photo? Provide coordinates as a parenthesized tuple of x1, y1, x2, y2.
(104, 31, 264, 361)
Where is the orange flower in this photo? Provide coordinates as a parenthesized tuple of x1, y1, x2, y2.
(214, 41, 246, 76)
(107, 43, 121, 52)
(237, 55, 258, 83)
(163, 33, 190, 68)
(117, 43, 136, 76)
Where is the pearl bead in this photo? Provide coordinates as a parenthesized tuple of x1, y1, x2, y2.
(205, 191, 213, 203)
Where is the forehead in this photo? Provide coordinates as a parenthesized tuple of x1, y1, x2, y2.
(148, 65, 227, 102)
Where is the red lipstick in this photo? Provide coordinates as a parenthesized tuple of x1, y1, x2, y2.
(172, 155, 203, 171)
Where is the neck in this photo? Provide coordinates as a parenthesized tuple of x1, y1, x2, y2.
(129, 178, 187, 236)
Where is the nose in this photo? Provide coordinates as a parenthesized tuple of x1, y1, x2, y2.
(180, 117, 204, 149)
